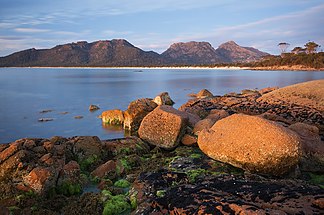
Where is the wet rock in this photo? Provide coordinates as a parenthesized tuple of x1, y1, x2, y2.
(181, 134, 197, 146)
(0, 141, 23, 163)
(58, 160, 81, 185)
(89, 104, 100, 111)
(74, 115, 83, 119)
(123, 98, 157, 133)
(0, 150, 29, 180)
(38, 118, 54, 122)
(134, 170, 324, 215)
(23, 139, 36, 149)
(74, 136, 102, 160)
(289, 122, 324, 172)
(196, 89, 213, 98)
(198, 114, 301, 175)
(23, 167, 58, 194)
(153, 92, 174, 106)
(43, 141, 54, 152)
(101, 109, 124, 125)
(103, 136, 150, 157)
(138, 105, 188, 149)
(40, 153, 53, 165)
(91, 160, 116, 179)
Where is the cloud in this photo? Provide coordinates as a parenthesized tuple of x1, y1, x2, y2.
(166, 3, 324, 54)
(14, 28, 50, 33)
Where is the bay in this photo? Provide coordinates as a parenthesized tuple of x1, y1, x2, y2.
(0, 67, 323, 143)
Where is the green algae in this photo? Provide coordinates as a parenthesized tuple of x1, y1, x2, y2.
(309, 173, 324, 189)
(101, 190, 131, 215)
(80, 155, 99, 172)
(57, 182, 82, 196)
(114, 179, 131, 188)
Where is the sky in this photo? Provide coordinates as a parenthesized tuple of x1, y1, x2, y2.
(0, 0, 323, 57)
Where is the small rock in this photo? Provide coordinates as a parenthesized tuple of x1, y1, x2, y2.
(101, 109, 124, 125)
(181, 134, 197, 146)
(89, 104, 100, 111)
(196, 89, 213, 99)
(0, 141, 23, 162)
(74, 136, 102, 160)
(59, 161, 81, 184)
(193, 118, 216, 135)
(313, 198, 324, 209)
(91, 160, 116, 179)
(154, 92, 175, 106)
(39, 109, 53, 114)
(38, 118, 54, 122)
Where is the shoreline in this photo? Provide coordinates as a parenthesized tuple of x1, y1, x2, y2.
(0, 65, 323, 71)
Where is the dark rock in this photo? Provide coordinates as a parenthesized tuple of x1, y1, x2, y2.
(89, 104, 100, 111)
(38, 118, 54, 122)
(289, 122, 324, 172)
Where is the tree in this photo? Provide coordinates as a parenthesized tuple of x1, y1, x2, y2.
(304, 41, 319, 54)
(291, 47, 305, 54)
(278, 42, 290, 54)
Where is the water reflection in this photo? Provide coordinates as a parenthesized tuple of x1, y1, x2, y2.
(0, 68, 323, 143)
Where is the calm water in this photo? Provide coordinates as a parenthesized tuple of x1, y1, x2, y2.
(0, 68, 323, 143)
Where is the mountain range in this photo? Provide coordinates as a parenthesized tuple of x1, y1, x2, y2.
(0, 39, 269, 67)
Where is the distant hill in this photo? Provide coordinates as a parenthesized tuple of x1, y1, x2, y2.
(162, 41, 226, 65)
(0, 39, 269, 67)
(0, 39, 165, 67)
(215, 41, 269, 62)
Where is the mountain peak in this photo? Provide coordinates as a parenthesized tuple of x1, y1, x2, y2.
(0, 39, 269, 66)
(162, 41, 224, 64)
(216, 41, 269, 62)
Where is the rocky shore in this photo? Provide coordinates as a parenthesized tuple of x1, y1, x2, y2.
(0, 80, 323, 214)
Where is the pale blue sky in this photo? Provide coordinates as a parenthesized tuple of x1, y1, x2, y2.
(0, 0, 323, 56)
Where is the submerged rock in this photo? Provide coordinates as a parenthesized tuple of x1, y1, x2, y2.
(101, 109, 124, 125)
(89, 104, 100, 111)
(198, 114, 301, 175)
(138, 105, 188, 149)
(38, 118, 54, 122)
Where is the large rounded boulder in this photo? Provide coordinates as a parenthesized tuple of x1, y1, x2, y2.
(124, 98, 158, 133)
(138, 105, 188, 149)
(198, 114, 301, 175)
